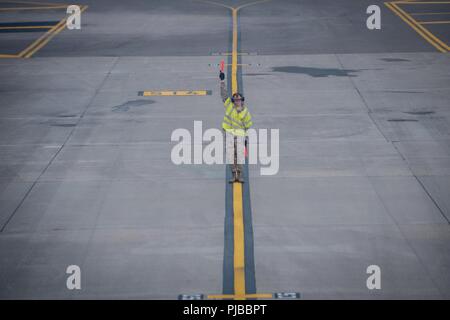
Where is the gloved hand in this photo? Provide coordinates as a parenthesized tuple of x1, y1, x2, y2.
(219, 71, 225, 81)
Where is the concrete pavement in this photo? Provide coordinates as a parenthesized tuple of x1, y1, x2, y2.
(0, 0, 449, 299)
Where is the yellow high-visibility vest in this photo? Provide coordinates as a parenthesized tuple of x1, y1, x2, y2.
(222, 97, 253, 136)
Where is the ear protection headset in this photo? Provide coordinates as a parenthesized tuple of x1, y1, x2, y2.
(231, 93, 245, 103)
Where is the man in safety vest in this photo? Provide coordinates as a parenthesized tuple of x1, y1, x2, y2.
(219, 70, 253, 183)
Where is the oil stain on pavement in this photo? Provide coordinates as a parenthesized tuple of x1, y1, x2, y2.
(271, 66, 359, 77)
(404, 111, 435, 115)
(112, 99, 155, 112)
(381, 58, 410, 62)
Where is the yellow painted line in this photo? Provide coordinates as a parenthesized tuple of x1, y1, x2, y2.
(195, 0, 271, 301)
(230, 0, 269, 93)
(194, 0, 234, 10)
(230, 5, 245, 299)
(385, 2, 447, 52)
(0, 26, 53, 30)
(232, 182, 246, 299)
(208, 293, 273, 300)
(0, 54, 19, 58)
(1, 0, 72, 6)
(19, 4, 88, 58)
(19, 18, 65, 58)
(0, 6, 67, 11)
(394, 1, 450, 4)
(231, 8, 239, 95)
(229, 0, 270, 301)
(140, 90, 210, 96)
(411, 12, 450, 15)
(236, 0, 271, 10)
(392, 2, 450, 51)
(419, 20, 450, 24)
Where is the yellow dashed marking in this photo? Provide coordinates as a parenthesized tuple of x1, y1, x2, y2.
(139, 90, 211, 96)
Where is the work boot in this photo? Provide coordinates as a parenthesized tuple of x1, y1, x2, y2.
(236, 165, 244, 183)
(230, 167, 244, 183)
(229, 171, 238, 183)
(229, 166, 244, 183)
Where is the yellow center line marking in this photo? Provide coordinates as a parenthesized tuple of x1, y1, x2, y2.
(230, 4, 245, 301)
(233, 182, 246, 299)
(195, 0, 271, 301)
(229, 0, 270, 301)
(231, 8, 239, 95)
(419, 20, 450, 24)
(385, 2, 448, 52)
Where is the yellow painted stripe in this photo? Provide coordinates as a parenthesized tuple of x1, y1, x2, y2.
(208, 293, 273, 299)
(0, 16, 62, 58)
(411, 12, 450, 16)
(394, 1, 450, 4)
(419, 20, 450, 24)
(0, 26, 53, 30)
(140, 90, 210, 96)
(0, 54, 19, 58)
(20, 19, 65, 58)
(233, 182, 246, 299)
(385, 2, 447, 52)
(236, 0, 271, 10)
(2, 0, 72, 6)
(194, 0, 233, 10)
(198, 0, 272, 301)
(0, 6, 67, 11)
(20, 5, 88, 58)
(391, 2, 449, 51)
(17, 16, 65, 57)
(231, 8, 238, 95)
(230, 5, 246, 299)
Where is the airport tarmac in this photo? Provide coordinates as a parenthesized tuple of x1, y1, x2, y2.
(0, 0, 449, 299)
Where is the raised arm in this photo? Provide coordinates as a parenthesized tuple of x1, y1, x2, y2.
(219, 71, 228, 103)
